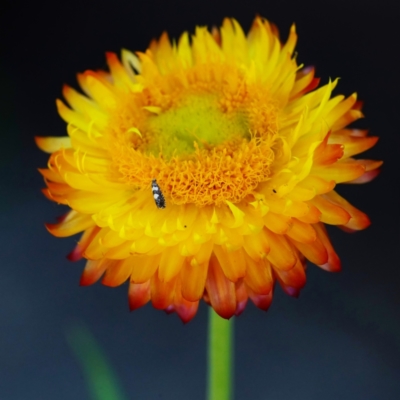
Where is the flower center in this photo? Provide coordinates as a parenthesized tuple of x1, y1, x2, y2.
(107, 63, 279, 206)
(144, 94, 249, 160)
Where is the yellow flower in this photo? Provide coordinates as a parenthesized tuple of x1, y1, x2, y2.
(36, 17, 381, 322)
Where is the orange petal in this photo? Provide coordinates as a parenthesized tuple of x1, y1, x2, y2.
(347, 168, 381, 184)
(297, 204, 321, 224)
(158, 244, 186, 282)
(128, 281, 151, 311)
(243, 253, 273, 295)
(205, 254, 236, 319)
(357, 159, 383, 172)
(264, 212, 291, 234)
(181, 258, 208, 302)
(45, 181, 74, 197)
(264, 229, 297, 271)
(247, 286, 274, 311)
(213, 245, 246, 282)
(242, 229, 270, 262)
(80, 259, 113, 286)
(174, 298, 199, 324)
(38, 167, 64, 184)
(104, 241, 133, 260)
(291, 66, 319, 100)
(315, 143, 344, 166)
(313, 224, 341, 272)
(41, 187, 68, 204)
(83, 228, 110, 260)
(344, 159, 382, 184)
(46, 210, 95, 237)
(274, 258, 306, 289)
(150, 272, 177, 310)
(312, 161, 365, 183)
(130, 254, 160, 284)
(330, 135, 379, 159)
(290, 235, 328, 266)
(68, 226, 101, 261)
(130, 235, 159, 254)
(193, 240, 214, 265)
(102, 259, 132, 287)
(286, 186, 315, 202)
(313, 133, 344, 166)
(331, 109, 364, 131)
(172, 277, 200, 323)
(286, 218, 317, 244)
(324, 191, 370, 230)
(310, 195, 351, 225)
(298, 175, 336, 195)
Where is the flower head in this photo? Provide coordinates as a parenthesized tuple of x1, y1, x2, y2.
(37, 17, 381, 322)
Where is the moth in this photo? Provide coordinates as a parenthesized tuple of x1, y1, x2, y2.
(151, 179, 166, 209)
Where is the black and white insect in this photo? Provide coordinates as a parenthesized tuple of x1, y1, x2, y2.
(151, 179, 166, 209)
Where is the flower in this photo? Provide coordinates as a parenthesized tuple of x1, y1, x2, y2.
(36, 16, 381, 322)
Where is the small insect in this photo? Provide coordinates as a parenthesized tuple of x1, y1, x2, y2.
(151, 179, 166, 209)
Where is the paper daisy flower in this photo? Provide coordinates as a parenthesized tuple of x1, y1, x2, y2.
(36, 16, 381, 322)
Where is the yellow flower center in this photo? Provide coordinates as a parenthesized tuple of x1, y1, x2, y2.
(145, 93, 248, 159)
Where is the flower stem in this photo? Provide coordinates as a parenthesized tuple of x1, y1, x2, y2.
(207, 309, 233, 400)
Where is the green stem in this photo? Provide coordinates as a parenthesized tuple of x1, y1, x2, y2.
(207, 308, 233, 400)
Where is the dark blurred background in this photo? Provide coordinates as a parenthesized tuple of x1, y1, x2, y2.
(1, 0, 399, 399)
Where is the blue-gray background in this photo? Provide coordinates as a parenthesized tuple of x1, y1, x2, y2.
(1, 0, 399, 399)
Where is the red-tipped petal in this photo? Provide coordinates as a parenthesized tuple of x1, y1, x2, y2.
(175, 299, 199, 324)
(164, 305, 175, 314)
(325, 191, 371, 230)
(235, 280, 248, 316)
(80, 259, 112, 286)
(291, 235, 329, 266)
(102, 259, 132, 287)
(128, 281, 151, 311)
(281, 285, 300, 298)
(347, 168, 381, 184)
(313, 223, 341, 272)
(205, 254, 237, 319)
(46, 210, 95, 238)
(264, 229, 297, 271)
(274, 258, 306, 289)
(313, 133, 344, 166)
(150, 271, 177, 310)
(67, 226, 101, 262)
(313, 160, 366, 184)
(310, 195, 351, 225)
(247, 286, 274, 311)
(243, 254, 273, 295)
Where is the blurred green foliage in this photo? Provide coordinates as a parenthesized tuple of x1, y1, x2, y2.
(66, 324, 128, 400)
